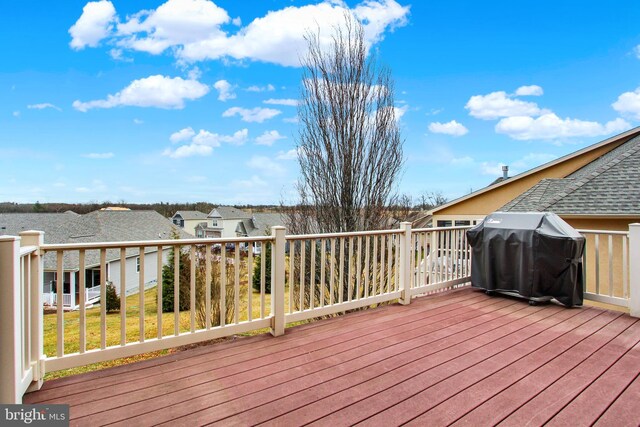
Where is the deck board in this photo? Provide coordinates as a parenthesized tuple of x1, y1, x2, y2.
(23, 287, 640, 427)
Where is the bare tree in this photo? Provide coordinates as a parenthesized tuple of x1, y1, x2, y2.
(289, 14, 403, 234)
(284, 15, 403, 311)
(415, 190, 448, 211)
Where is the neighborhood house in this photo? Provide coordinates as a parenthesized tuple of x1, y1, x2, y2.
(0, 209, 191, 309)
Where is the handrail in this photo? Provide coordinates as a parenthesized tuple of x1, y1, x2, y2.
(285, 228, 401, 241)
(41, 235, 274, 251)
(577, 229, 629, 236)
(413, 225, 474, 233)
(19, 246, 38, 256)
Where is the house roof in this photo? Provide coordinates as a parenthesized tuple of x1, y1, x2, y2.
(235, 213, 286, 237)
(500, 134, 640, 215)
(430, 126, 640, 215)
(173, 210, 208, 220)
(0, 210, 191, 270)
(207, 206, 252, 219)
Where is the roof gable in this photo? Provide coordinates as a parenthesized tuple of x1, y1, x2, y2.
(208, 206, 252, 219)
(173, 210, 207, 220)
(431, 127, 640, 215)
(501, 134, 640, 215)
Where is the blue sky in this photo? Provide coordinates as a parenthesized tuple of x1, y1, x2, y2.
(2, 0, 640, 204)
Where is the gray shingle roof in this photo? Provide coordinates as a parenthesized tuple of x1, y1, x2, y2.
(501, 135, 640, 215)
(173, 210, 207, 220)
(235, 213, 286, 237)
(0, 210, 191, 270)
(207, 206, 252, 219)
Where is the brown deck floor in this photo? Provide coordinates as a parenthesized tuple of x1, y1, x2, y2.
(25, 287, 640, 427)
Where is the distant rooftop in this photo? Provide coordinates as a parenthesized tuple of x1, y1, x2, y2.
(208, 206, 253, 219)
(173, 210, 208, 220)
(0, 210, 191, 270)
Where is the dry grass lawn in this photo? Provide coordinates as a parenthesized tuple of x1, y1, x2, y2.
(43, 285, 289, 380)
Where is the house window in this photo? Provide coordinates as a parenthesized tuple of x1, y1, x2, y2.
(136, 257, 140, 273)
(455, 220, 471, 226)
(211, 219, 218, 226)
(437, 220, 452, 227)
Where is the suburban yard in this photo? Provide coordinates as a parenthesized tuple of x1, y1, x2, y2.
(43, 285, 289, 380)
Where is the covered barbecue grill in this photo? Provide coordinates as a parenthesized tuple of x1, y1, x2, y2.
(466, 212, 585, 307)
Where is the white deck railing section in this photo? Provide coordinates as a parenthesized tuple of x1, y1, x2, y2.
(1, 223, 639, 404)
(410, 226, 471, 297)
(578, 229, 633, 308)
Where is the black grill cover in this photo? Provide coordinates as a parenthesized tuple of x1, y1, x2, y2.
(466, 212, 585, 307)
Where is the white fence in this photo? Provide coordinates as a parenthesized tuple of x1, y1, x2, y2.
(1, 223, 638, 404)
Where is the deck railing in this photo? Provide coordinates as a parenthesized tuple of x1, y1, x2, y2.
(578, 228, 636, 309)
(1, 223, 639, 403)
(0, 231, 44, 404)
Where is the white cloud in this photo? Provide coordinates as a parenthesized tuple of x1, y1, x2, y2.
(69, 0, 116, 49)
(12, 111, 20, 117)
(247, 84, 275, 92)
(116, 0, 230, 55)
(27, 103, 62, 111)
(194, 128, 248, 146)
(466, 91, 545, 120)
(82, 152, 114, 159)
(514, 85, 543, 96)
(109, 48, 132, 62)
(178, 0, 409, 66)
(170, 127, 196, 143)
(164, 127, 248, 158)
(394, 104, 409, 121)
(163, 144, 213, 159)
(256, 130, 286, 146)
(213, 79, 236, 101)
(276, 149, 299, 160)
(283, 116, 299, 123)
(246, 156, 285, 176)
(222, 106, 281, 123)
(633, 45, 640, 59)
(133, 118, 144, 124)
(71, 0, 410, 67)
(263, 98, 298, 106)
(429, 120, 468, 137)
(612, 87, 640, 120)
(495, 114, 631, 141)
(72, 75, 210, 111)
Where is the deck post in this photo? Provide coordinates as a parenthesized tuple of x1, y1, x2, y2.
(399, 222, 412, 305)
(270, 226, 286, 336)
(0, 236, 22, 403)
(20, 231, 45, 391)
(629, 223, 640, 318)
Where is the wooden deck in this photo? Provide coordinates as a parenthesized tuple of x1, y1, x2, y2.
(24, 287, 640, 427)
